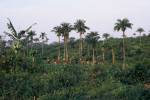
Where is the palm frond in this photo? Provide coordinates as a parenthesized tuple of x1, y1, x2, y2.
(25, 23, 37, 33)
(4, 31, 19, 40)
(7, 18, 17, 37)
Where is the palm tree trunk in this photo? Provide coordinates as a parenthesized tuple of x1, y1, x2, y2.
(64, 37, 66, 62)
(88, 45, 90, 56)
(27, 41, 29, 56)
(140, 32, 142, 46)
(31, 37, 33, 52)
(102, 40, 105, 63)
(42, 40, 44, 57)
(66, 37, 68, 62)
(112, 48, 115, 64)
(80, 33, 82, 60)
(81, 33, 83, 57)
(33, 96, 36, 100)
(102, 48, 105, 63)
(58, 36, 60, 62)
(92, 48, 95, 65)
(122, 32, 126, 69)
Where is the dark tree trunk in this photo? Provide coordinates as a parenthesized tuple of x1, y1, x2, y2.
(122, 31, 126, 69)
(92, 48, 95, 65)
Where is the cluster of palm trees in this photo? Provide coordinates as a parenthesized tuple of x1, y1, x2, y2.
(52, 18, 132, 66)
(52, 18, 146, 68)
(52, 19, 89, 63)
(3, 18, 147, 68)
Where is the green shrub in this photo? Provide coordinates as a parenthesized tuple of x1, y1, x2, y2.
(113, 61, 150, 85)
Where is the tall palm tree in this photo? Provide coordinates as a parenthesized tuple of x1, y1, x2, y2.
(114, 18, 133, 69)
(85, 35, 91, 57)
(40, 32, 47, 57)
(86, 32, 100, 64)
(68, 37, 76, 63)
(108, 38, 116, 64)
(61, 23, 72, 63)
(102, 33, 110, 63)
(136, 27, 144, 46)
(52, 26, 62, 62)
(74, 19, 89, 60)
(103, 33, 110, 41)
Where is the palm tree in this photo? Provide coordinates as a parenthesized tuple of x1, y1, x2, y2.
(85, 35, 91, 57)
(40, 32, 47, 57)
(74, 19, 89, 60)
(114, 18, 133, 69)
(86, 31, 100, 64)
(27, 31, 36, 51)
(68, 37, 76, 63)
(136, 27, 144, 46)
(108, 37, 116, 64)
(61, 23, 72, 63)
(102, 33, 110, 63)
(103, 33, 110, 40)
(52, 26, 62, 62)
(34, 38, 39, 43)
(133, 33, 136, 37)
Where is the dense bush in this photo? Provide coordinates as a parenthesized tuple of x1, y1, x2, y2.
(113, 61, 150, 85)
(1, 64, 150, 100)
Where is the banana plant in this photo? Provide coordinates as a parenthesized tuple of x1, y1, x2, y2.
(4, 18, 37, 54)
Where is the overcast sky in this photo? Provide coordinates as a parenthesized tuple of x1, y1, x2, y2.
(0, 0, 150, 43)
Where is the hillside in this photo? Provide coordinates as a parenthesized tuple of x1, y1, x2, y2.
(0, 35, 150, 100)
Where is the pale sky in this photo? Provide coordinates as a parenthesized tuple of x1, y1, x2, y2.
(0, 0, 150, 43)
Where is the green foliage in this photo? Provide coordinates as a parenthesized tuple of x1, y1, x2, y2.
(113, 61, 150, 85)
(1, 64, 150, 100)
(0, 19, 150, 100)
